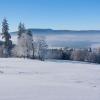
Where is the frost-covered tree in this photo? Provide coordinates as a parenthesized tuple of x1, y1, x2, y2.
(1, 18, 12, 56)
(16, 30, 34, 58)
(18, 22, 25, 38)
(36, 36, 48, 60)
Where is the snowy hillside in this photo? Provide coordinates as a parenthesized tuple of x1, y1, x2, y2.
(0, 58, 100, 100)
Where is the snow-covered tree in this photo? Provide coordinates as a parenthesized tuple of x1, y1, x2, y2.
(16, 30, 34, 58)
(36, 36, 48, 60)
(1, 18, 12, 56)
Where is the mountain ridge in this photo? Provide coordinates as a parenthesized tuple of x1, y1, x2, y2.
(10, 28, 100, 35)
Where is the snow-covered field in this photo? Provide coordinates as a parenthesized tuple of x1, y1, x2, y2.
(0, 58, 100, 100)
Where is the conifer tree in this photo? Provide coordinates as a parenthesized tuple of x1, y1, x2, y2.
(26, 30, 34, 58)
(1, 18, 12, 56)
(27, 30, 32, 36)
(18, 22, 25, 38)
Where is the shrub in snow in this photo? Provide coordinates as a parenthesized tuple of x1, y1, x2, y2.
(62, 48, 73, 60)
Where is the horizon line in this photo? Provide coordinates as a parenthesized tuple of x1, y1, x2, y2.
(10, 28, 100, 33)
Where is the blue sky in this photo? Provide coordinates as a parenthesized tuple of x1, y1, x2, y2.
(0, 0, 100, 31)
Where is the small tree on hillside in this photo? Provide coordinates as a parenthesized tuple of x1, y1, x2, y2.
(1, 18, 12, 56)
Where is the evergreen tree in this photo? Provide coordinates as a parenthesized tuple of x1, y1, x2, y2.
(27, 30, 32, 36)
(18, 22, 25, 38)
(26, 30, 34, 58)
(1, 18, 12, 56)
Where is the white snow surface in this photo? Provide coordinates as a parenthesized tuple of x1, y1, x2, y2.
(0, 58, 100, 100)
